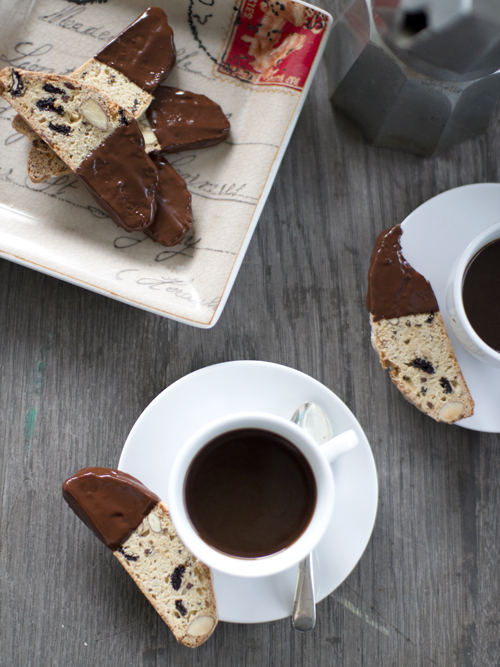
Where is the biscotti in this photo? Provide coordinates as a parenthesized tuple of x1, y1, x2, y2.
(62, 467, 218, 648)
(366, 224, 474, 423)
(12, 113, 70, 180)
(0, 69, 128, 171)
(370, 312, 474, 422)
(13, 6, 175, 182)
(0, 68, 158, 231)
(13, 58, 154, 183)
(145, 153, 193, 247)
(116, 501, 217, 647)
(146, 86, 231, 153)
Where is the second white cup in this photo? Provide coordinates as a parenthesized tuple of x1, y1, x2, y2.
(446, 220, 500, 368)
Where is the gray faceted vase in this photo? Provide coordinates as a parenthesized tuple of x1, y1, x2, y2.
(321, 0, 500, 157)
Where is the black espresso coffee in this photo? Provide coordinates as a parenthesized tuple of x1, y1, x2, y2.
(462, 238, 500, 352)
(184, 428, 317, 558)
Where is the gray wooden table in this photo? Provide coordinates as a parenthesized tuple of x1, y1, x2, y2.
(2, 27, 500, 667)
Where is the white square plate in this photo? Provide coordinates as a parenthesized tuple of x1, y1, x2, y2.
(0, 0, 332, 327)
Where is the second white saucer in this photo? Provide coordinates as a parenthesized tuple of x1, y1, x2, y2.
(401, 183, 500, 433)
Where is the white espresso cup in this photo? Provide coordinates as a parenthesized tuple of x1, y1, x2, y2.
(446, 221, 500, 368)
(167, 411, 358, 578)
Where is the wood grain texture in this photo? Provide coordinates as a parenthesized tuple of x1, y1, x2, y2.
(2, 28, 500, 667)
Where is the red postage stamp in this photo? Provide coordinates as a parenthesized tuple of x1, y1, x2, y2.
(218, 0, 329, 91)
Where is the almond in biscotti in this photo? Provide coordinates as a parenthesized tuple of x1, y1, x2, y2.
(366, 224, 474, 424)
(0, 68, 158, 232)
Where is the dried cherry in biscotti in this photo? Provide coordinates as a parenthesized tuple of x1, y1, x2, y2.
(411, 358, 435, 374)
(10, 69, 24, 97)
(117, 547, 139, 562)
(440, 378, 453, 394)
(48, 122, 72, 135)
(36, 98, 64, 115)
(170, 564, 185, 591)
(42, 82, 65, 96)
(175, 600, 188, 616)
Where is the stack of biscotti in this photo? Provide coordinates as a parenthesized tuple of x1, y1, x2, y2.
(12, 6, 175, 182)
(63, 467, 218, 648)
(4, 7, 230, 247)
(12, 57, 158, 183)
(10, 5, 229, 185)
(366, 224, 474, 424)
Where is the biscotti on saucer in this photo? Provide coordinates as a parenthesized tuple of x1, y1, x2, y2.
(62, 467, 218, 648)
(116, 501, 217, 647)
(366, 224, 474, 423)
(370, 312, 474, 423)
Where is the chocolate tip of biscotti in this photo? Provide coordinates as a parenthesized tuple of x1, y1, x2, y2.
(76, 119, 159, 232)
(146, 86, 230, 153)
(95, 7, 175, 93)
(144, 153, 192, 246)
(62, 467, 160, 550)
(366, 224, 438, 321)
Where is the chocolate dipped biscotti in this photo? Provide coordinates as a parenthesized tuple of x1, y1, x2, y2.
(13, 6, 177, 182)
(12, 7, 230, 184)
(0, 68, 159, 232)
(4, 7, 231, 246)
(146, 86, 230, 153)
(366, 224, 474, 423)
(63, 467, 218, 648)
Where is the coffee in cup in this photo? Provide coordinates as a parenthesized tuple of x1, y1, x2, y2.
(168, 411, 359, 578)
(184, 427, 317, 558)
(462, 238, 500, 352)
(446, 221, 500, 367)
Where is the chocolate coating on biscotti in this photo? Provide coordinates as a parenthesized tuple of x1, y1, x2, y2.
(95, 7, 175, 93)
(76, 119, 158, 232)
(62, 467, 160, 550)
(146, 86, 230, 153)
(145, 154, 192, 247)
(366, 224, 438, 321)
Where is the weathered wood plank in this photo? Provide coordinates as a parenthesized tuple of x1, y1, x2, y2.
(2, 44, 500, 667)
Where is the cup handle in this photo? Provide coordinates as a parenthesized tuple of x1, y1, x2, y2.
(321, 429, 359, 463)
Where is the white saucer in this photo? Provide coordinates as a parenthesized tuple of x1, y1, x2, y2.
(118, 361, 378, 624)
(401, 183, 500, 433)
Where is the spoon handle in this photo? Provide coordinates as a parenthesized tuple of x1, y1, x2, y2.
(292, 552, 316, 632)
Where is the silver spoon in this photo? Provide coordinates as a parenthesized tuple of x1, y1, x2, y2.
(290, 402, 333, 632)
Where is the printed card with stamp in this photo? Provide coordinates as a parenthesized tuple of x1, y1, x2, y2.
(0, 0, 332, 327)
